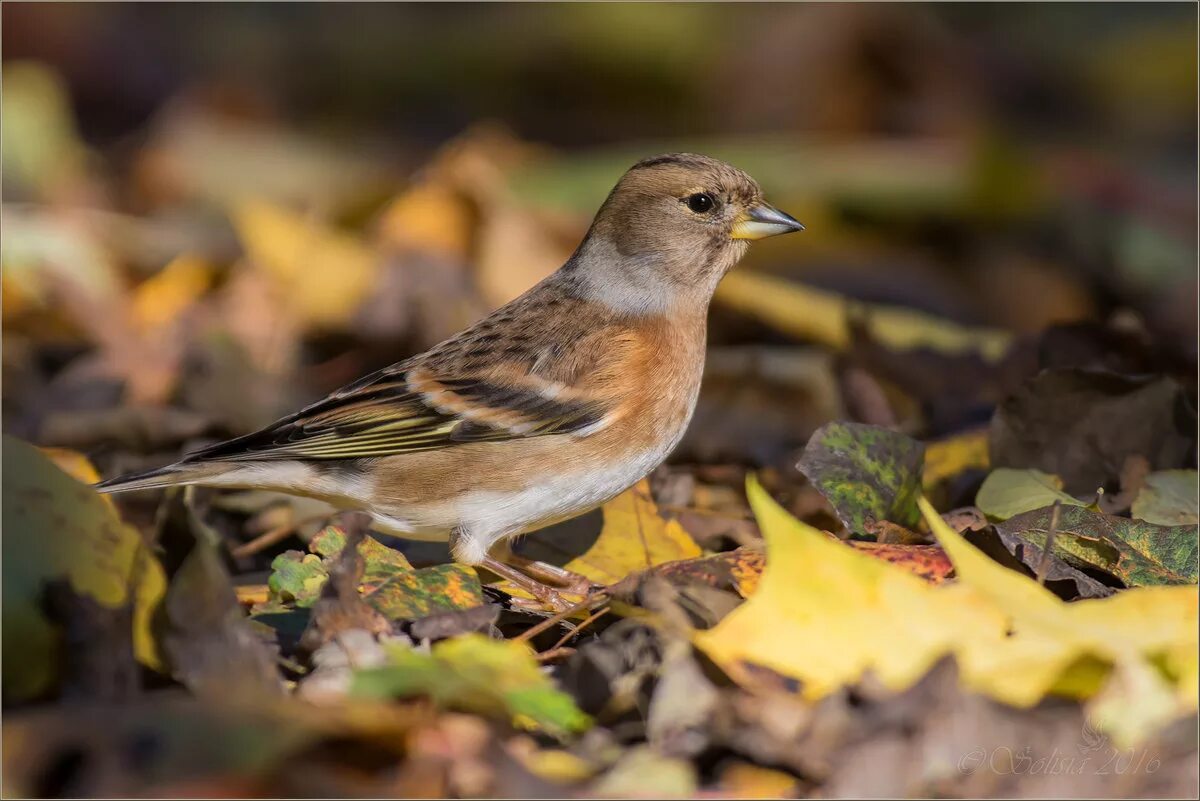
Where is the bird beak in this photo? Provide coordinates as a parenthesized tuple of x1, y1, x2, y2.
(731, 203, 805, 240)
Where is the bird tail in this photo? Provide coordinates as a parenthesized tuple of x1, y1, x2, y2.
(94, 461, 236, 494)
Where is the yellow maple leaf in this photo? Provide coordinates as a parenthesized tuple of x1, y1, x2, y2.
(695, 477, 1198, 747)
(498, 480, 701, 600)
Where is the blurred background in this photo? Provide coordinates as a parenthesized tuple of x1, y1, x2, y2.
(3, 6, 1199, 796)
(3, 1, 1197, 473)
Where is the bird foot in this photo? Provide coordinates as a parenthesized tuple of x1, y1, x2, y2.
(479, 556, 589, 614)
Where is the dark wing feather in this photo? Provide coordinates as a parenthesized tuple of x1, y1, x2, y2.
(180, 365, 608, 463)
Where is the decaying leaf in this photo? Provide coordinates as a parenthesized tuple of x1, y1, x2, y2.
(263, 524, 485, 621)
(996, 505, 1198, 587)
(2, 437, 167, 699)
(797, 421, 924, 537)
(163, 508, 285, 699)
(975, 468, 1087, 520)
(352, 633, 591, 737)
(989, 369, 1195, 495)
(1131, 469, 1199, 526)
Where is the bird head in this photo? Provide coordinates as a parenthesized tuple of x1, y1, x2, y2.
(575, 153, 803, 311)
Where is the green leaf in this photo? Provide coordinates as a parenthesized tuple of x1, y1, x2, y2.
(266, 552, 328, 607)
(797, 422, 924, 538)
(1, 436, 167, 699)
(976, 468, 1087, 521)
(1132, 470, 1199, 526)
(997, 505, 1198, 587)
(352, 634, 591, 737)
(263, 525, 484, 620)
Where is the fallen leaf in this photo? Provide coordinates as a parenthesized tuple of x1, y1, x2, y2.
(695, 476, 1198, 746)
(510, 479, 702, 588)
(920, 497, 1199, 746)
(2, 437, 166, 699)
(1132, 469, 1199, 526)
(232, 200, 378, 328)
(922, 428, 990, 489)
(136, 100, 385, 210)
(989, 369, 1195, 495)
(975, 468, 1088, 520)
(130, 253, 212, 333)
(715, 762, 799, 799)
(714, 269, 1012, 360)
(590, 744, 697, 798)
(299, 518, 392, 651)
(973, 525, 1116, 600)
(163, 493, 285, 699)
(996, 505, 1198, 587)
(264, 524, 484, 621)
(352, 633, 591, 737)
(797, 421, 924, 537)
(696, 477, 995, 701)
(1, 61, 90, 200)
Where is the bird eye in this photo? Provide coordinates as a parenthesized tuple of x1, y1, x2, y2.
(684, 192, 716, 214)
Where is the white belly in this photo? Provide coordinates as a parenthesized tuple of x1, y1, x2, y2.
(367, 443, 675, 564)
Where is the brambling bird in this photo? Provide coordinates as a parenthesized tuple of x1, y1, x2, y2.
(98, 153, 803, 605)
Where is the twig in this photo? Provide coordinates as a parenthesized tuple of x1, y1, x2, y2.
(1034, 501, 1062, 585)
(535, 646, 576, 663)
(514, 592, 609, 643)
(231, 512, 331, 559)
(548, 607, 610, 652)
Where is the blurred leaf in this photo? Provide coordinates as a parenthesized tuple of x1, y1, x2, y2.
(1, 62, 89, 199)
(378, 177, 474, 262)
(137, 102, 386, 210)
(352, 634, 591, 737)
(164, 505, 284, 699)
(1132, 470, 1199, 526)
(232, 200, 377, 328)
(797, 422, 924, 538)
(695, 477, 1198, 746)
(590, 744, 696, 798)
(265, 525, 484, 620)
(1, 437, 166, 699)
(1, 205, 121, 316)
(715, 762, 799, 799)
(921, 428, 989, 489)
(714, 270, 1012, 361)
(975, 468, 1087, 520)
(990, 369, 1195, 495)
(996, 505, 1198, 587)
(130, 253, 212, 333)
